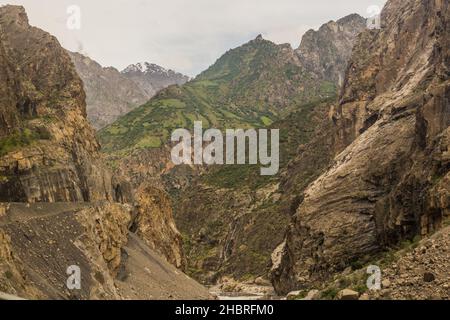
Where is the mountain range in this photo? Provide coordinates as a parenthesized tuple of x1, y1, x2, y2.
(69, 53, 189, 129)
(0, 0, 448, 301)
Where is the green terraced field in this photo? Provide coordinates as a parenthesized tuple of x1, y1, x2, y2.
(99, 37, 336, 155)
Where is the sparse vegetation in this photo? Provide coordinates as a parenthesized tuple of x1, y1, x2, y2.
(444, 216, 450, 227)
(288, 290, 309, 300)
(203, 165, 272, 189)
(4, 270, 14, 280)
(0, 128, 50, 156)
(321, 287, 340, 300)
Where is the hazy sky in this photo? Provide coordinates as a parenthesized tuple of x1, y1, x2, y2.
(1, 0, 386, 76)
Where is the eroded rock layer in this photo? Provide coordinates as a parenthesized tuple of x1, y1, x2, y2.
(272, 0, 449, 294)
(0, 6, 115, 203)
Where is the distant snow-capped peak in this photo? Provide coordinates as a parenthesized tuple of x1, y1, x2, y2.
(122, 62, 173, 75)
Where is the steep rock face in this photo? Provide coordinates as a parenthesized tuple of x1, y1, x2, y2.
(132, 184, 185, 269)
(296, 14, 367, 85)
(0, 5, 191, 298)
(121, 62, 190, 98)
(68, 52, 151, 130)
(0, 6, 116, 203)
(272, 0, 449, 294)
(0, 5, 185, 269)
(107, 148, 188, 268)
(0, 30, 20, 137)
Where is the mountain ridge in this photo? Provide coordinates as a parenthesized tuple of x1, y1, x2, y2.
(99, 34, 341, 155)
(121, 61, 190, 99)
(296, 13, 367, 84)
(69, 53, 190, 129)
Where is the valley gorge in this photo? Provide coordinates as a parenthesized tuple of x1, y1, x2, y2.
(0, 0, 449, 301)
(98, 12, 367, 287)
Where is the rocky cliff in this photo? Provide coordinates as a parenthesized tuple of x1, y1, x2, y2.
(68, 52, 151, 130)
(272, 0, 449, 294)
(133, 184, 185, 269)
(0, 5, 204, 299)
(0, 5, 115, 203)
(0, 202, 209, 299)
(296, 14, 367, 85)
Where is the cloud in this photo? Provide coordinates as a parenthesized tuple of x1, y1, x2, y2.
(0, 0, 387, 76)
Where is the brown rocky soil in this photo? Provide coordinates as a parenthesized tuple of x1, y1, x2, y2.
(281, 223, 449, 300)
(116, 233, 210, 300)
(369, 225, 450, 300)
(0, 202, 210, 300)
(0, 202, 129, 299)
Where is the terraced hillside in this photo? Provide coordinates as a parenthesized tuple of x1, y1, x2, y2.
(98, 35, 336, 155)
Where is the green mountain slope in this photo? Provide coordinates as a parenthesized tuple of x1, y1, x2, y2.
(98, 36, 335, 154)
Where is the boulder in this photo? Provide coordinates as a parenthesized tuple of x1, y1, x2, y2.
(286, 290, 303, 300)
(337, 289, 359, 300)
(382, 279, 391, 289)
(254, 277, 272, 286)
(423, 272, 436, 283)
(303, 289, 320, 300)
